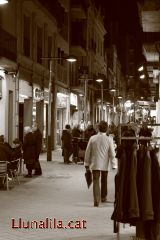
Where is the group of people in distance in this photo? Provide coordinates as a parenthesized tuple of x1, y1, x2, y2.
(0, 123, 42, 179)
(61, 123, 97, 164)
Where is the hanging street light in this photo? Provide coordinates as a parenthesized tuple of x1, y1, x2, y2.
(96, 78, 104, 121)
(65, 55, 77, 63)
(138, 66, 144, 72)
(0, 0, 9, 4)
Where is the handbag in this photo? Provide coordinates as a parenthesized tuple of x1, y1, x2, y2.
(85, 170, 92, 188)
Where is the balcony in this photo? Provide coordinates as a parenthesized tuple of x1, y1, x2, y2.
(70, 22, 87, 56)
(0, 28, 17, 62)
(71, 0, 89, 19)
(38, 0, 65, 28)
(70, 39, 86, 57)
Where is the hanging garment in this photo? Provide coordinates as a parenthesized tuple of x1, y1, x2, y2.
(137, 146, 154, 221)
(111, 141, 139, 223)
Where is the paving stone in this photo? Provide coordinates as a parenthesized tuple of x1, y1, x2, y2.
(0, 149, 135, 240)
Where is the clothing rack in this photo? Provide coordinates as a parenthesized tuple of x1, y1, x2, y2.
(117, 123, 160, 144)
(114, 123, 160, 240)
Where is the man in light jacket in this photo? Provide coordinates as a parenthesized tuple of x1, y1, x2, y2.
(84, 121, 117, 207)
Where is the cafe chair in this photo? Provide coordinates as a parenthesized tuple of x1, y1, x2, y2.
(0, 161, 9, 190)
(9, 158, 20, 184)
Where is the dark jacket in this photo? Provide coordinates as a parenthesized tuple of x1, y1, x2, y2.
(84, 127, 96, 140)
(61, 130, 72, 150)
(23, 132, 37, 165)
(0, 142, 13, 162)
(72, 127, 81, 138)
(33, 129, 43, 156)
(137, 147, 154, 221)
(150, 149, 160, 222)
(112, 141, 139, 223)
(12, 145, 22, 160)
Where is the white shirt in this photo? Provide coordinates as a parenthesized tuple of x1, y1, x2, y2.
(84, 132, 117, 171)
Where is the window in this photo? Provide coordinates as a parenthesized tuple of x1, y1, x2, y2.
(48, 36, 52, 58)
(23, 15, 30, 57)
(37, 26, 43, 64)
(47, 36, 52, 69)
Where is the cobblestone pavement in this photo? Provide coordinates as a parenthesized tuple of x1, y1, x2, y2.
(0, 149, 135, 240)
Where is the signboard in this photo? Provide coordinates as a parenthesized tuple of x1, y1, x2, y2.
(33, 87, 44, 101)
(33, 87, 49, 102)
(70, 92, 77, 106)
(57, 93, 67, 108)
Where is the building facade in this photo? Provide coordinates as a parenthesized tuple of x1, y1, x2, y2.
(70, 0, 107, 126)
(0, 0, 71, 149)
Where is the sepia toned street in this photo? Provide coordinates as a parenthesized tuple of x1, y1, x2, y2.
(0, 149, 135, 240)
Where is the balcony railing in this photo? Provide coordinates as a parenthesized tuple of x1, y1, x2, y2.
(143, 32, 160, 43)
(71, 0, 89, 11)
(0, 28, 17, 62)
(38, 0, 65, 28)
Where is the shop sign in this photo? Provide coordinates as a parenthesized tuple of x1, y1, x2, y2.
(34, 87, 44, 101)
(57, 93, 67, 108)
(70, 92, 77, 106)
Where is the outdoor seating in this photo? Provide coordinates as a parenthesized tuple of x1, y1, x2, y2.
(0, 161, 9, 190)
(9, 158, 20, 184)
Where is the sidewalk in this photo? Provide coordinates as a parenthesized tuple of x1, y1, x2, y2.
(0, 148, 135, 240)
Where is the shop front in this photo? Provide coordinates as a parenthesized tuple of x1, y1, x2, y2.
(57, 92, 69, 145)
(19, 79, 33, 142)
(33, 85, 50, 151)
(70, 92, 78, 127)
(0, 69, 18, 145)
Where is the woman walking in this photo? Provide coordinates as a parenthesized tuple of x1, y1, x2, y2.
(23, 126, 37, 177)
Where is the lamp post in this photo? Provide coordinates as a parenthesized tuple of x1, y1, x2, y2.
(110, 88, 116, 111)
(96, 78, 103, 121)
(42, 55, 76, 161)
(155, 41, 160, 98)
(79, 67, 92, 128)
(84, 73, 88, 127)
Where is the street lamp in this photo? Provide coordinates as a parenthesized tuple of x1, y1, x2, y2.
(96, 78, 103, 120)
(0, 0, 9, 4)
(42, 55, 77, 161)
(79, 66, 92, 128)
(110, 88, 116, 112)
(138, 66, 144, 72)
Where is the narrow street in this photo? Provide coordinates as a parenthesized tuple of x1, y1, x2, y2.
(0, 149, 135, 240)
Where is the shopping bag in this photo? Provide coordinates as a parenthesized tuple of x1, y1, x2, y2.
(85, 170, 92, 188)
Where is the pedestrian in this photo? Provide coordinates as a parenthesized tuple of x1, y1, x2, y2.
(0, 135, 13, 177)
(84, 124, 96, 140)
(23, 126, 37, 177)
(0, 135, 12, 161)
(72, 124, 82, 138)
(12, 138, 22, 160)
(61, 124, 73, 164)
(32, 123, 42, 175)
(84, 121, 117, 207)
(79, 120, 85, 132)
(72, 124, 82, 163)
